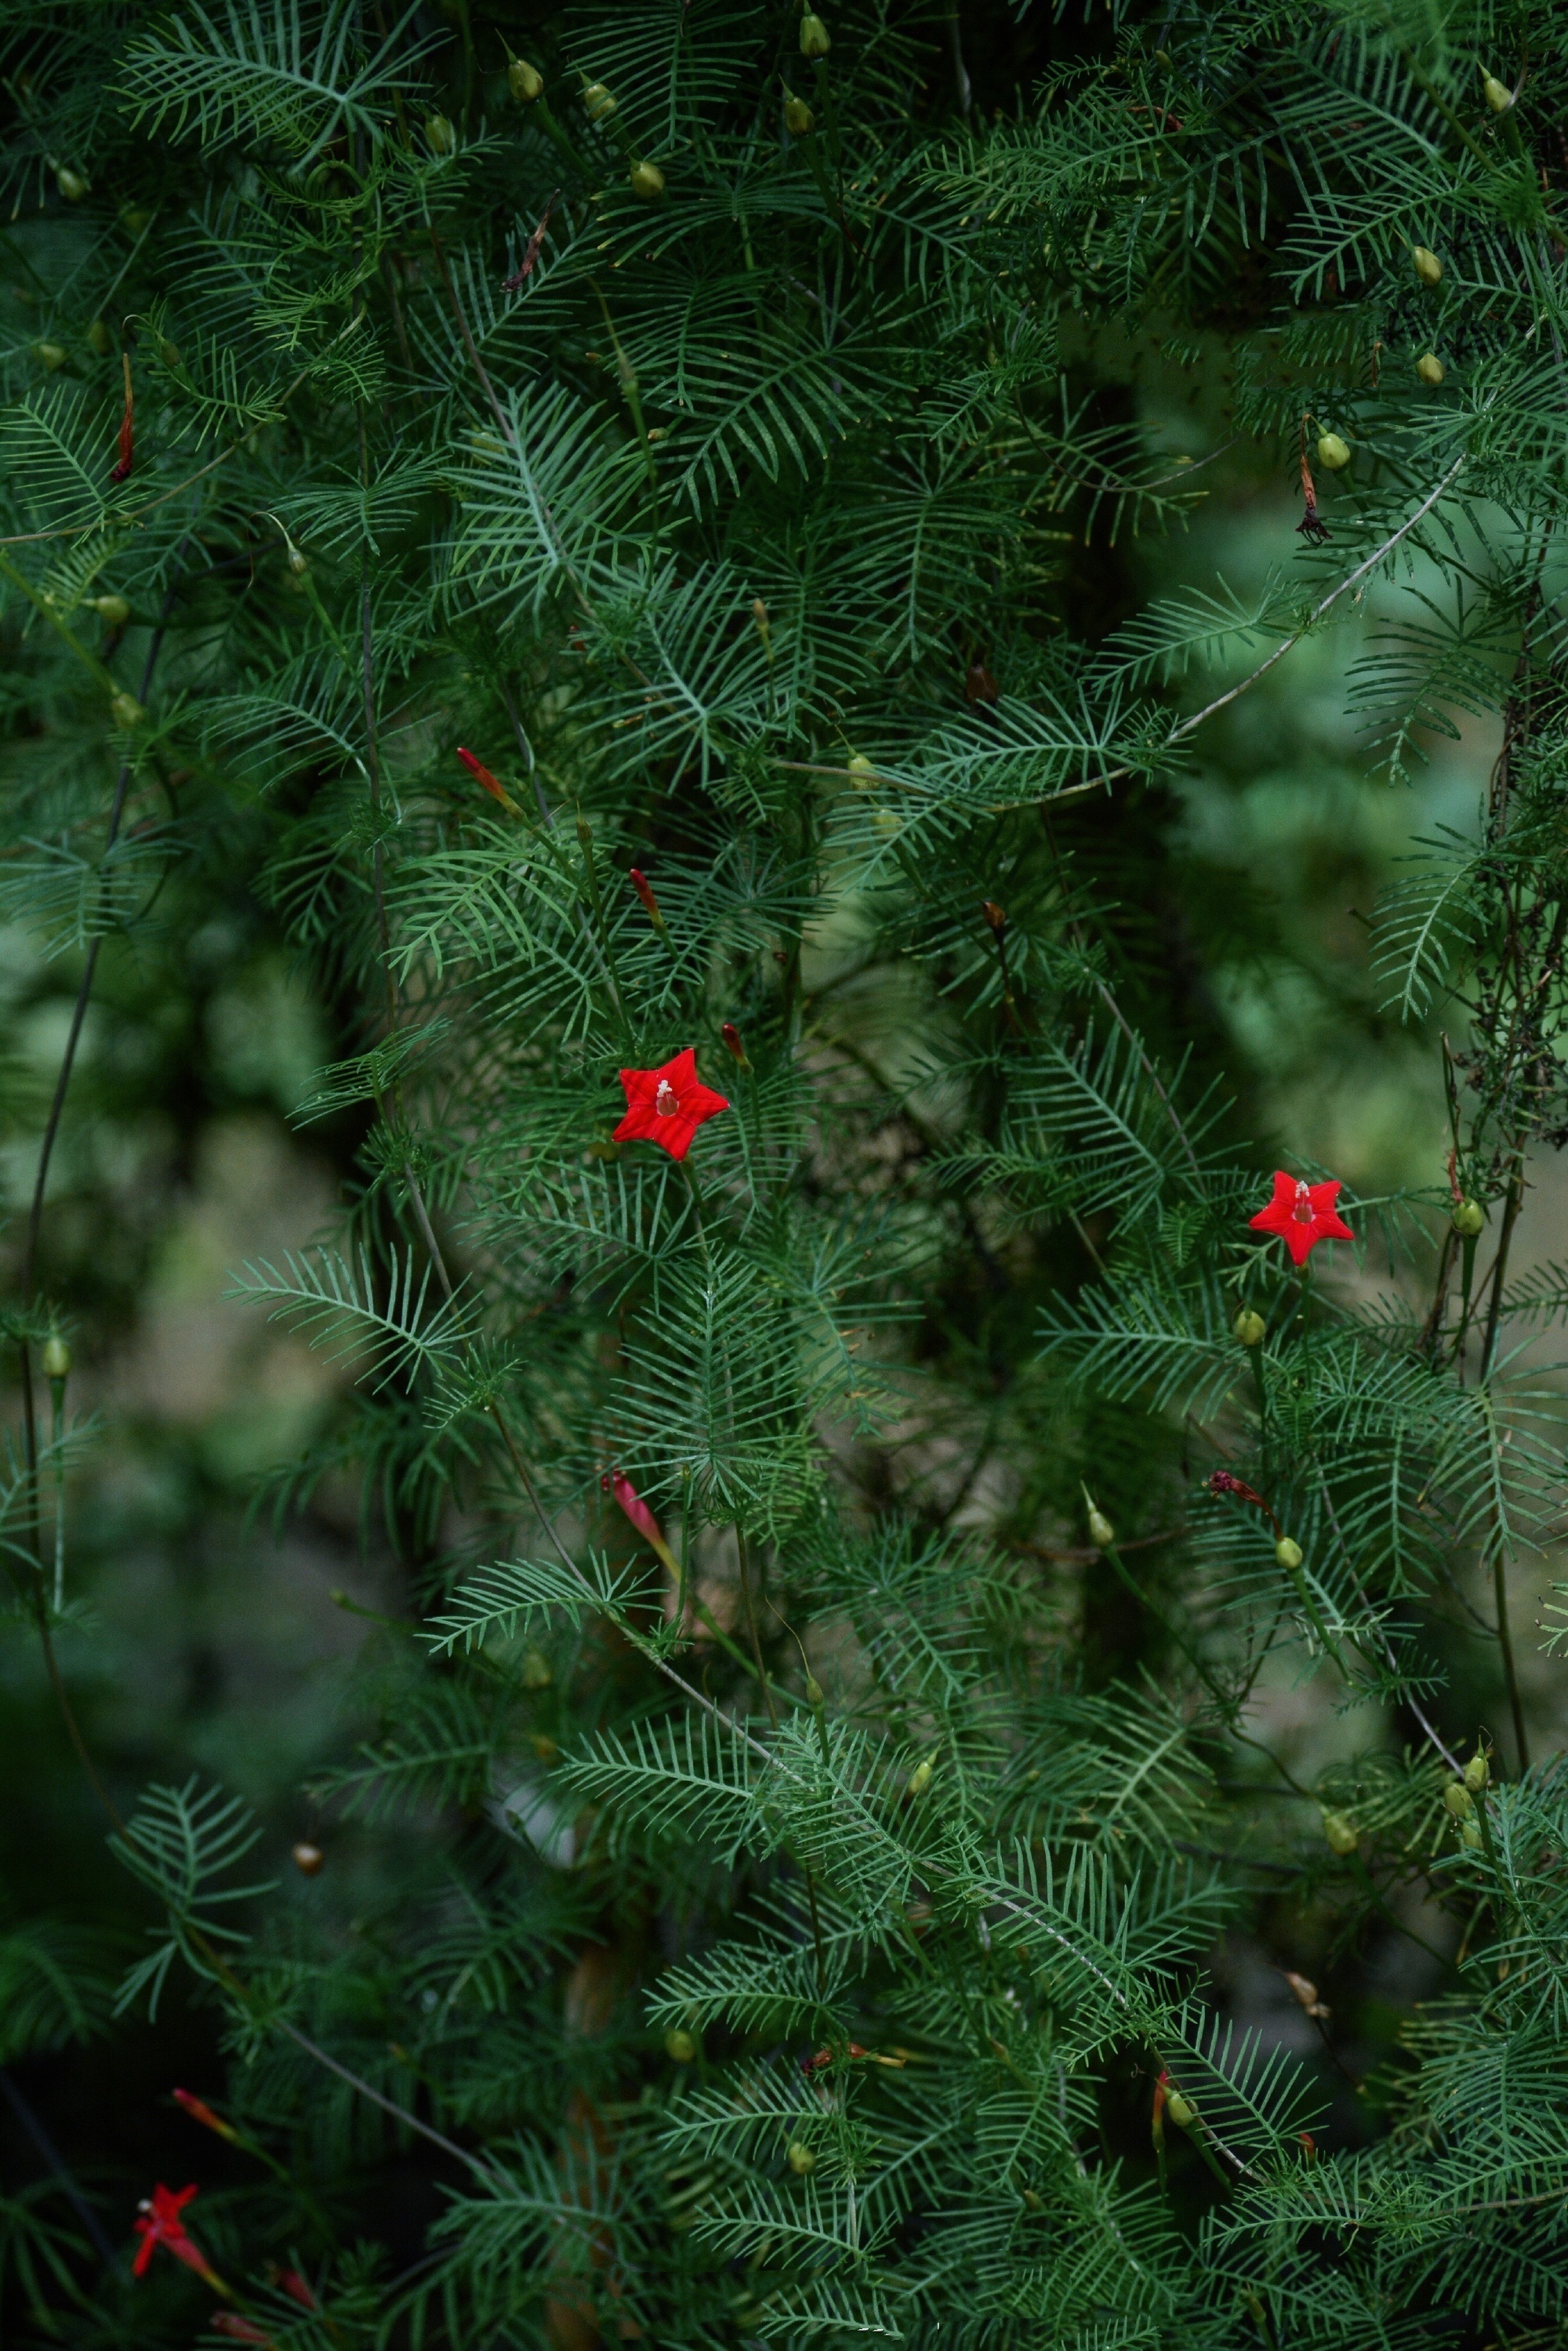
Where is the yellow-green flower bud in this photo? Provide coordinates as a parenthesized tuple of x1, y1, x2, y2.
(787, 2140, 816, 2174)
(1464, 1747, 1490, 1793)
(34, 342, 67, 371)
(665, 2027, 698, 2062)
(1417, 353, 1446, 386)
(1443, 1780, 1474, 1819)
(800, 12, 831, 58)
(784, 93, 815, 134)
(507, 55, 543, 102)
(1316, 432, 1351, 471)
(583, 82, 616, 122)
(110, 690, 143, 730)
(630, 160, 666, 200)
(1165, 2087, 1196, 2129)
(1275, 1536, 1303, 1571)
(85, 317, 113, 356)
(1452, 1198, 1483, 1237)
(42, 1335, 72, 1380)
(521, 1648, 552, 1690)
(1481, 72, 1512, 112)
(1461, 1819, 1483, 1850)
(92, 594, 131, 625)
(805, 1676, 825, 1710)
(158, 336, 182, 369)
(1234, 1308, 1266, 1346)
(1412, 246, 1443, 286)
(1086, 1508, 1114, 1550)
(425, 111, 455, 154)
(906, 1756, 933, 1797)
(57, 168, 89, 202)
(1322, 1809, 1358, 1856)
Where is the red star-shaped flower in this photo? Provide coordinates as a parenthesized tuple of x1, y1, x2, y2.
(132, 2182, 220, 2284)
(612, 1048, 729, 1162)
(1248, 1171, 1353, 1267)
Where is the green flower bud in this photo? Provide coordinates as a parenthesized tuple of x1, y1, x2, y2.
(1316, 432, 1351, 471)
(1275, 1535, 1303, 1571)
(906, 1756, 933, 1797)
(1481, 72, 1512, 113)
(1461, 1819, 1484, 1850)
(42, 1335, 72, 1381)
(1165, 2088, 1196, 2129)
(784, 93, 815, 135)
(425, 111, 455, 154)
(630, 160, 666, 200)
(121, 206, 153, 236)
(34, 342, 67, 371)
(110, 690, 143, 730)
(1412, 245, 1443, 286)
(665, 2027, 698, 2062)
(1234, 1308, 1266, 1346)
(57, 167, 89, 202)
(1417, 352, 1446, 386)
(91, 594, 131, 625)
(1452, 1197, 1484, 1237)
(507, 55, 544, 102)
(1464, 1747, 1490, 1793)
(787, 2140, 816, 2174)
(800, 12, 831, 58)
(1443, 1780, 1474, 1819)
(521, 1648, 553, 1690)
(1087, 1507, 1115, 1548)
(805, 1676, 825, 1710)
(583, 82, 617, 122)
(85, 317, 113, 356)
(1321, 1808, 1358, 1856)
(158, 336, 182, 369)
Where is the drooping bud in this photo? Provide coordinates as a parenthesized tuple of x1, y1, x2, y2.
(664, 2027, 698, 2062)
(110, 690, 143, 730)
(521, 1648, 553, 1690)
(847, 751, 875, 784)
(1234, 1308, 1266, 1346)
(456, 744, 523, 816)
(85, 317, 113, 356)
(1412, 246, 1443, 285)
(92, 594, 131, 626)
(42, 1335, 72, 1380)
(1452, 1198, 1484, 1237)
(292, 1841, 324, 1876)
(1416, 353, 1446, 386)
(1316, 432, 1351, 471)
(34, 342, 67, 371)
(800, 13, 831, 57)
(57, 167, 89, 202)
(1275, 1535, 1303, 1571)
(787, 2140, 816, 2174)
(507, 54, 544, 101)
(630, 160, 665, 200)
(906, 1756, 933, 1797)
(1481, 71, 1513, 112)
(1443, 1780, 1474, 1819)
(629, 867, 667, 931)
(720, 1022, 753, 1073)
(583, 82, 617, 122)
(1464, 1746, 1490, 1793)
(1321, 1809, 1358, 1856)
(425, 111, 456, 154)
(784, 93, 815, 135)
(173, 2088, 241, 2143)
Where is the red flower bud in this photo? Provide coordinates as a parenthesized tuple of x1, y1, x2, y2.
(981, 899, 1007, 935)
(720, 1022, 752, 1072)
(172, 2088, 240, 2143)
(278, 2269, 318, 2312)
(629, 867, 666, 930)
(456, 745, 522, 816)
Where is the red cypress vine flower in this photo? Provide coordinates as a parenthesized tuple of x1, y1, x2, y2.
(1247, 1172, 1352, 1266)
(602, 1468, 681, 1583)
(612, 1048, 728, 1161)
(132, 2183, 223, 2287)
(110, 352, 134, 483)
(456, 745, 522, 816)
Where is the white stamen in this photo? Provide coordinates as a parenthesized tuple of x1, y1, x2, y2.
(655, 1079, 678, 1117)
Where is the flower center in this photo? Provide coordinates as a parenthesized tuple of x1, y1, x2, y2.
(655, 1079, 679, 1117)
(1291, 1180, 1313, 1224)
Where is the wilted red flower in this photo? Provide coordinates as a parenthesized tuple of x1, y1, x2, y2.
(132, 2183, 223, 2287)
(612, 1048, 728, 1161)
(1247, 1172, 1352, 1267)
(1207, 1469, 1268, 1512)
(964, 659, 1000, 704)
